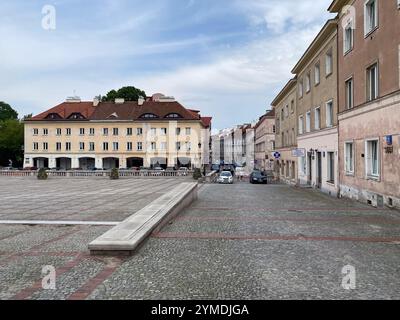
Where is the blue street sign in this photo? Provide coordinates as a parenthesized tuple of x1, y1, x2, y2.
(386, 135, 393, 146)
(273, 152, 281, 160)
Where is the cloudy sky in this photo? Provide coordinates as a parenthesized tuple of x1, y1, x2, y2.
(0, 0, 333, 129)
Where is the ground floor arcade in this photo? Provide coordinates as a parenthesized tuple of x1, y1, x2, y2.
(24, 154, 200, 170)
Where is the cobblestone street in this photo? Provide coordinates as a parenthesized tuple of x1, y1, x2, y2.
(1, 179, 400, 300)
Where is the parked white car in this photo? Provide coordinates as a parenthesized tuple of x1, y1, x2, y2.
(218, 171, 234, 184)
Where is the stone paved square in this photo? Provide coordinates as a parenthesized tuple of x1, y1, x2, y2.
(1, 178, 400, 300)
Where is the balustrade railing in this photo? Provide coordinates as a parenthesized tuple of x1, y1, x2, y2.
(0, 170, 194, 178)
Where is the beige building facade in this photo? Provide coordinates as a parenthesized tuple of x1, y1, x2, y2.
(292, 19, 340, 197)
(24, 95, 212, 170)
(254, 110, 275, 171)
(271, 78, 298, 185)
(330, 0, 400, 208)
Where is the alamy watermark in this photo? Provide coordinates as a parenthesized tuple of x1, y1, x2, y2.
(42, 265, 56, 290)
(41, 5, 56, 30)
(341, 265, 356, 290)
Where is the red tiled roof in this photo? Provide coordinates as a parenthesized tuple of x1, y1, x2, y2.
(29, 102, 96, 121)
(28, 100, 209, 123)
(201, 117, 212, 128)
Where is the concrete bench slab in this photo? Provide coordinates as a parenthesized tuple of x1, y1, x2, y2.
(89, 182, 198, 255)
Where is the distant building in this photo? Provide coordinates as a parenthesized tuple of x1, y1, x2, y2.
(254, 109, 276, 171)
(211, 123, 256, 172)
(23, 94, 212, 170)
(271, 78, 298, 185)
(292, 19, 339, 197)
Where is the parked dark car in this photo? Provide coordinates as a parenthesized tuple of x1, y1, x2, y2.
(250, 171, 268, 184)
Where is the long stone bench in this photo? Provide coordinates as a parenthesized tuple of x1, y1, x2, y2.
(89, 182, 198, 255)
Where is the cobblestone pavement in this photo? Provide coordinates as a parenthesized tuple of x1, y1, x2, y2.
(1, 181, 400, 300)
(0, 177, 186, 222)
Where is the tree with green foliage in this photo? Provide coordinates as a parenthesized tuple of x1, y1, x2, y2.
(102, 86, 147, 102)
(0, 101, 18, 121)
(0, 119, 24, 167)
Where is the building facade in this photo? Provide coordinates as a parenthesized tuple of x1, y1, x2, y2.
(24, 95, 212, 170)
(329, 0, 400, 208)
(292, 19, 340, 197)
(271, 78, 298, 185)
(254, 109, 276, 171)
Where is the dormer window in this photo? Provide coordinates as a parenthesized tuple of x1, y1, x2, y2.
(165, 113, 183, 119)
(68, 113, 86, 120)
(140, 113, 159, 119)
(45, 113, 62, 120)
(108, 112, 118, 119)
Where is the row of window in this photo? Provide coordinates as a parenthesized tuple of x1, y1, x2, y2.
(345, 62, 378, 110)
(345, 139, 380, 178)
(32, 127, 192, 136)
(280, 100, 296, 121)
(298, 100, 334, 134)
(343, 0, 392, 55)
(298, 49, 333, 98)
(32, 141, 193, 152)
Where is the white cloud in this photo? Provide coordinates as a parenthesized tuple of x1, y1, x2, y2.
(0, 0, 334, 129)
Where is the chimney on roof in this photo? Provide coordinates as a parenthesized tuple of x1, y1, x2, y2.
(66, 96, 81, 103)
(138, 96, 145, 106)
(152, 93, 175, 102)
(115, 98, 125, 104)
(93, 96, 100, 107)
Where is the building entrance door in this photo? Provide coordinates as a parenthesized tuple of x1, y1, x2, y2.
(317, 152, 322, 188)
(307, 153, 312, 185)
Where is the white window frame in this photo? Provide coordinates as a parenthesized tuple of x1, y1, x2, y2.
(299, 79, 304, 98)
(345, 77, 354, 109)
(127, 142, 132, 151)
(151, 142, 157, 151)
(364, 0, 378, 37)
(79, 142, 85, 151)
(89, 142, 95, 151)
(365, 138, 380, 178)
(186, 127, 192, 135)
(56, 142, 62, 151)
(325, 50, 333, 76)
(137, 142, 143, 151)
(33, 142, 39, 151)
(298, 115, 304, 135)
(43, 142, 48, 151)
(314, 107, 321, 130)
(306, 111, 311, 133)
(103, 142, 109, 151)
(161, 128, 167, 135)
(326, 100, 334, 127)
(327, 151, 335, 183)
(306, 72, 311, 93)
(314, 63, 320, 85)
(344, 141, 355, 174)
(113, 142, 119, 151)
(56, 128, 62, 136)
(89, 128, 95, 136)
(344, 20, 354, 54)
(366, 63, 379, 101)
(66, 142, 71, 151)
